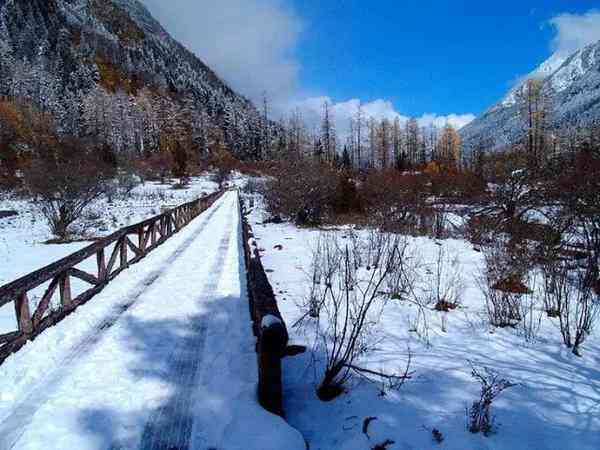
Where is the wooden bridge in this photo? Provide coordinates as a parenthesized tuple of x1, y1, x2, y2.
(0, 190, 301, 450)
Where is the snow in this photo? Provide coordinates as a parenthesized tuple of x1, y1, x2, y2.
(0, 190, 304, 450)
(550, 50, 586, 93)
(262, 314, 283, 329)
(247, 193, 600, 450)
(501, 52, 566, 107)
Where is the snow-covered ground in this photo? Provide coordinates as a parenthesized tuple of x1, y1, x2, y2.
(0, 191, 304, 450)
(247, 194, 600, 450)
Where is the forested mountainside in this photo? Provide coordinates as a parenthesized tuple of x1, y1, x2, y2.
(0, 0, 275, 160)
(460, 39, 600, 155)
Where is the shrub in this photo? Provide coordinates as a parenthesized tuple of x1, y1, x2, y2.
(299, 231, 413, 400)
(261, 159, 338, 226)
(23, 137, 114, 239)
(467, 364, 516, 435)
(479, 242, 532, 327)
(361, 170, 430, 234)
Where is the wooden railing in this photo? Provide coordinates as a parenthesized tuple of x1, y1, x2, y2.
(239, 194, 290, 417)
(0, 190, 224, 364)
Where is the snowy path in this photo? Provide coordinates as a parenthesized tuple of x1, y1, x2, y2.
(0, 191, 304, 450)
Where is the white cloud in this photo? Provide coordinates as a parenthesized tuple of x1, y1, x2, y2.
(418, 113, 477, 130)
(292, 97, 475, 138)
(140, 0, 302, 105)
(548, 10, 600, 56)
(139, 2, 474, 131)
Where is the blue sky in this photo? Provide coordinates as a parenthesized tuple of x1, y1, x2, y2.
(141, 1, 600, 129)
(290, 0, 600, 116)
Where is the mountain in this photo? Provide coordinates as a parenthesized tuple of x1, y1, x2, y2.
(0, 0, 270, 159)
(460, 40, 600, 155)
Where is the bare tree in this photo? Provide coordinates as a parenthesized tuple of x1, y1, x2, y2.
(321, 100, 337, 163)
(353, 102, 365, 169)
(517, 79, 549, 171)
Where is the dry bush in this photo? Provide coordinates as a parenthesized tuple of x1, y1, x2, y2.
(429, 169, 486, 204)
(547, 147, 600, 294)
(479, 242, 534, 328)
(467, 364, 516, 436)
(541, 258, 600, 356)
(361, 170, 432, 234)
(298, 231, 413, 400)
(427, 245, 464, 312)
(261, 159, 340, 226)
(23, 137, 114, 239)
(143, 150, 173, 183)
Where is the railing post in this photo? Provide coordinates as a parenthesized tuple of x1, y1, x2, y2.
(15, 293, 33, 334)
(59, 273, 72, 307)
(257, 321, 288, 416)
(97, 248, 107, 281)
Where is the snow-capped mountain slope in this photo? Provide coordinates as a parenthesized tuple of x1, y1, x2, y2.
(0, 0, 270, 159)
(461, 40, 600, 154)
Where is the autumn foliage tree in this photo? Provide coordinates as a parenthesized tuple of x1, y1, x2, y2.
(0, 99, 56, 187)
(436, 124, 461, 169)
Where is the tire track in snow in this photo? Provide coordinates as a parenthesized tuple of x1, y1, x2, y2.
(137, 202, 235, 450)
(0, 198, 226, 450)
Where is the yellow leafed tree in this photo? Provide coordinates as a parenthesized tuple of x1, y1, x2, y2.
(437, 124, 461, 168)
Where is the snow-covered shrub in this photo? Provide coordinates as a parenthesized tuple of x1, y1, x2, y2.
(467, 364, 516, 436)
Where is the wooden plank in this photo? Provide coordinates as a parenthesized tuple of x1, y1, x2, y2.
(0, 331, 20, 345)
(106, 240, 121, 276)
(15, 293, 33, 334)
(151, 222, 157, 246)
(32, 276, 60, 326)
(69, 268, 100, 286)
(126, 236, 143, 257)
(138, 227, 145, 253)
